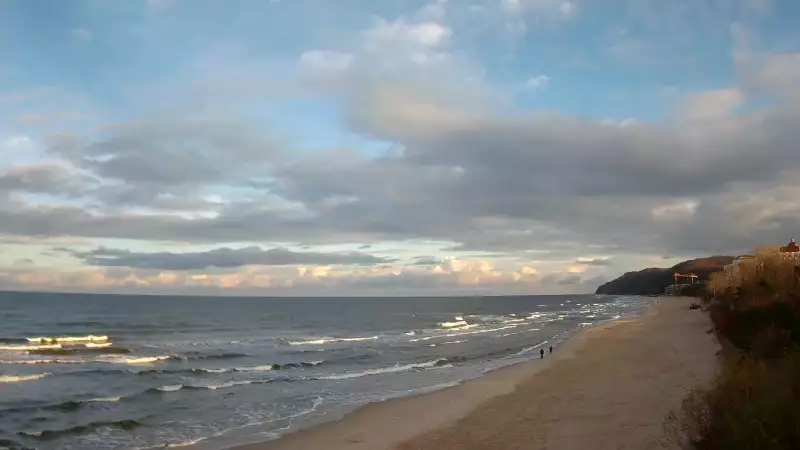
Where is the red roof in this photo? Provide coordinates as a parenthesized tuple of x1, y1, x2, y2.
(781, 239, 800, 253)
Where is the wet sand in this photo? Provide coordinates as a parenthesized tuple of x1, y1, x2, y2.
(233, 297, 718, 450)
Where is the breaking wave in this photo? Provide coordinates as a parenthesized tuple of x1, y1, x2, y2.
(0, 343, 62, 351)
(137, 360, 326, 376)
(96, 355, 172, 365)
(150, 379, 280, 393)
(320, 358, 451, 380)
(285, 336, 379, 346)
(0, 359, 84, 365)
(19, 419, 141, 441)
(27, 346, 131, 356)
(26, 335, 109, 344)
(180, 352, 248, 361)
(0, 373, 51, 383)
(507, 340, 549, 358)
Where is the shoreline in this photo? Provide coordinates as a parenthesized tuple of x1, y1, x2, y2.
(216, 297, 717, 450)
(199, 297, 693, 450)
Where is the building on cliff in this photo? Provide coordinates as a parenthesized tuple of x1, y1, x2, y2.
(723, 239, 800, 283)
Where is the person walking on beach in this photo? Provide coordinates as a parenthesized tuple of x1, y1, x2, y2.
(540, 348, 544, 359)
(549, 345, 553, 354)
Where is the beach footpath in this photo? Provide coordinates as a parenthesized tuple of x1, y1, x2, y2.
(235, 297, 719, 450)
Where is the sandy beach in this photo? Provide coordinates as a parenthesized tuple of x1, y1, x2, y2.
(233, 297, 718, 450)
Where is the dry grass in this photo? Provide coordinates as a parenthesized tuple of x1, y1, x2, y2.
(667, 249, 800, 449)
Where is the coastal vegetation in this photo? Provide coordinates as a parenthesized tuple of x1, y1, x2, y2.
(665, 247, 800, 449)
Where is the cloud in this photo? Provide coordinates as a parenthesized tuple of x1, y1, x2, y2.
(0, 76, 797, 262)
(575, 257, 612, 266)
(146, 0, 176, 11)
(524, 75, 550, 91)
(70, 28, 93, 42)
(0, 257, 587, 296)
(679, 89, 744, 120)
(299, 50, 355, 74)
(742, 0, 773, 16)
(502, 0, 577, 16)
(66, 246, 396, 270)
(3, 0, 800, 295)
(0, 162, 96, 197)
(557, 274, 582, 285)
(364, 18, 452, 50)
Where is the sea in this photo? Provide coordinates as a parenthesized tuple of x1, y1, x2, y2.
(0, 292, 650, 450)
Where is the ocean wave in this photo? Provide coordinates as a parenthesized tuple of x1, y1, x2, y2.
(0, 438, 33, 450)
(32, 396, 123, 413)
(180, 352, 248, 361)
(496, 328, 540, 338)
(0, 343, 62, 351)
(0, 358, 84, 365)
(465, 314, 531, 325)
(88, 396, 121, 403)
(25, 335, 109, 344)
(97, 355, 172, 364)
(138, 360, 326, 376)
(285, 336, 379, 346)
(428, 340, 467, 347)
(84, 342, 113, 348)
(438, 317, 468, 328)
(19, 419, 141, 440)
(409, 323, 522, 342)
(0, 373, 50, 383)
(154, 384, 183, 392)
(320, 358, 451, 380)
(28, 346, 131, 356)
(150, 379, 277, 393)
(507, 340, 549, 358)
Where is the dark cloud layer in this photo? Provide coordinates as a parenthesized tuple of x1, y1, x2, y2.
(66, 246, 395, 270)
(576, 258, 612, 266)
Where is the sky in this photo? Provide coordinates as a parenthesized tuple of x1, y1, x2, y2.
(1, 0, 799, 296)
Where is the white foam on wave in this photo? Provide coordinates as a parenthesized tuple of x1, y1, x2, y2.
(321, 358, 448, 380)
(507, 340, 549, 358)
(0, 373, 51, 383)
(88, 396, 121, 403)
(0, 358, 83, 365)
(410, 324, 521, 342)
(98, 355, 172, 364)
(84, 342, 113, 348)
(234, 365, 275, 372)
(150, 396, 324, 449)
(438, 319, 469, 328)
(0, 343, 62, 351)
(287, 336, 378, 346)
(501, 317, 528, 324)
(200, 368, 229, 374)
(496, 328, 540, 338)
(26, 335, 108, 343)
(157, 384, 183, 392)
(428, 340, 466, 347)
(156, 379, 263, 392)
(163, 438, 206, 448)
(192, 380, 252, 390)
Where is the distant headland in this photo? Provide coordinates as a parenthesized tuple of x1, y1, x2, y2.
(595, 256, 735, 295)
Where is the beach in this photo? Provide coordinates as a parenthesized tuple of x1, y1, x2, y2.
(235, 297, 719, 450)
